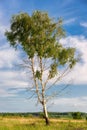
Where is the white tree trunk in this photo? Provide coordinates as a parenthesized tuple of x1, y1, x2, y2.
(43, 101, 49, 125)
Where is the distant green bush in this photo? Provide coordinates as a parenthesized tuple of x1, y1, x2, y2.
(85, 116, 87, 121)
(72, 112, 82, 119)
(39, 112, 44, 118)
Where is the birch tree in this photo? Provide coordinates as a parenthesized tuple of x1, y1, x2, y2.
(5, 11, 77, 125)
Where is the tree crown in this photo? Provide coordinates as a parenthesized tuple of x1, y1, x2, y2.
(5, 11, 77, 80)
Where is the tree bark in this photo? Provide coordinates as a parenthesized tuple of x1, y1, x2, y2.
(43, 101, 50, 125)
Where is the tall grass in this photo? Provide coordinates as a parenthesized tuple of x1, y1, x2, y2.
(0, 116, 87, 130)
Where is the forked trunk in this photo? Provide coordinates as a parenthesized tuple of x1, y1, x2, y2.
(43, 102, 50, 125)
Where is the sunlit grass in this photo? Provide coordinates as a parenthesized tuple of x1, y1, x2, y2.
(0, 116, 87, 130)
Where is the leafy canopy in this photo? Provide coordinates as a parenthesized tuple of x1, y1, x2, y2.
(5, 11, 77, 79)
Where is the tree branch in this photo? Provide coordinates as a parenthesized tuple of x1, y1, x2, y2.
(31, 58, 42, 104)
(46, 66, 70, 90)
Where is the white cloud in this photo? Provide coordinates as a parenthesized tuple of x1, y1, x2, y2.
(49, 96, 87, 112)
(0, 22, 10, 40)
(80, 22, 87, 28)
(0, 68, 29, 89)
(0, 88, 15, 97)
(64, 18, 76, 25)
(0, 44, 20, 68)
(0, 98, 41, 112)
(0, 43, 29, 97)
(0, 74, 28, 88)
(0, 35, 87, 99)
(60, 36, 87, 84)
(54, 97, 87, 107)
(0, 24, 7, 34)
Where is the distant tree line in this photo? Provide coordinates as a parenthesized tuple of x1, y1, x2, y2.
(0, 112, 87, 119)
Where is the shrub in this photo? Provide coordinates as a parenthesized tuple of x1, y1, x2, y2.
(72, 112, 82, 119)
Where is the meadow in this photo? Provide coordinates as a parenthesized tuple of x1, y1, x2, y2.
(0, 116, 87, 130)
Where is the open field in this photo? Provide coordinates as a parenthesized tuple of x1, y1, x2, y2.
(0, 117, 87, 130)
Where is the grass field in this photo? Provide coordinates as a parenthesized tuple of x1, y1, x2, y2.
(0, 116, 87, 130)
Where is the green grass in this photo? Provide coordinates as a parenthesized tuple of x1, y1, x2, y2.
(0, 116, 87, 130)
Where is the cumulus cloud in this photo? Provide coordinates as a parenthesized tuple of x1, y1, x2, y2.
(0, 42, 29, 97)
(60, 35, 87, 84)
(0, 24, 8, 38)
(0, 71, 28, 88)
(80, 22, 87, 28)
(0, 35, 87, 99)
(50, 96, 87, 112)
(0, 44, 20, 68)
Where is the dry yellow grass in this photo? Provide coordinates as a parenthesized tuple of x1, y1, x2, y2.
(0, 117, 87, 130)
(51, 118, 86, 123)
(1, 117, 86, 124)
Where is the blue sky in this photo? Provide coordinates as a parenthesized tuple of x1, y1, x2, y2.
(0, 0, 87, 112)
